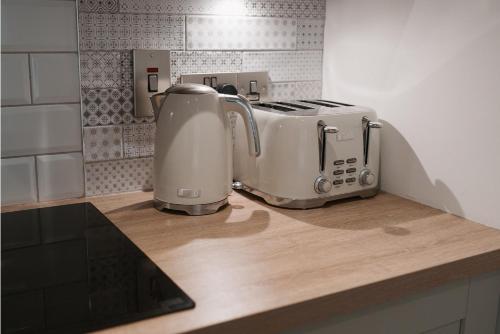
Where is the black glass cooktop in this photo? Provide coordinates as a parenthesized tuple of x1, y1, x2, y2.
(1, 203, 195, 334)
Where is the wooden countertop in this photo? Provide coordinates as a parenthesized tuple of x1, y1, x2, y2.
(3, 191, 500, 333)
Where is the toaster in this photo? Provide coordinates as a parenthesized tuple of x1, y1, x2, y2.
(232, 99, 382, 208)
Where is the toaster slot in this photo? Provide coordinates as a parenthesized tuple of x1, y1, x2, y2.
(272, 102, 314, 110)
(362, 116, 383, 166)
(253, 103, 295, 112)
(299, 100, 340, 108)
(318, 99, 354, 107)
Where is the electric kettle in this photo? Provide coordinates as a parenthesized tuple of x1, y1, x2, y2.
(150, 83, 260, 215)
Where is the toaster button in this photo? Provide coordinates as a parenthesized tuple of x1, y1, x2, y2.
(334, 160, 344, 166)
(346, 158, 357, 164)
(333, 170, 344, 175)
(333, 179, 344, 185)
(346, 167, 356, 174)
(346, 177, 356, 183)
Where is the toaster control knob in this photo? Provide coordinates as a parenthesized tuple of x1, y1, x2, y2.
(359, 169, 376, 186)
(314, 176, 332, 194)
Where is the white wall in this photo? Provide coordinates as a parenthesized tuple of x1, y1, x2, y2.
(323, 0, 500, 228)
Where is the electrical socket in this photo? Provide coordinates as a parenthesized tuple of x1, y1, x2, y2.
(180, 71, 270, 102)
(181, 72, 238, 90)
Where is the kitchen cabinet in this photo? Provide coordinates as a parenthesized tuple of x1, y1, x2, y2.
(288, 270, 500, 334)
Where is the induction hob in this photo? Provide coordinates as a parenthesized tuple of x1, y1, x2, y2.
(1, 202, 195, 334)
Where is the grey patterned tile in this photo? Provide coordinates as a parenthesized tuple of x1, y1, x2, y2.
(79, 0, 119, 13)
(123, 123, 155, 158)
(120, 0, 247, 15)
(293, 51, 323, 81)
(85, 157, 153, 196)
(81, 88, 154, 126)
(293, 0, 326, 19)
(119, 0, 325, 18)
(79, 13, 185, 51)
(297, 19, 325, 50)
(243, 51, 323, 82)
(269, 82, 296, 100)
(244, 0, 296, 17)
(80, 51, 133, 89)
(83, 125, 123, 162)
(186, 16, 296, 50)
(170, 51, 242, 84)
(294, 81, 322, 100)
(242, 51, 295, 82)
(244, 0, 326, 18)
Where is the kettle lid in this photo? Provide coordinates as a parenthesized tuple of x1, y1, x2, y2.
(165, 83, 216, 95)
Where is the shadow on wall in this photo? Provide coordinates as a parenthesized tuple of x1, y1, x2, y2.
(380, 120, 464, 218)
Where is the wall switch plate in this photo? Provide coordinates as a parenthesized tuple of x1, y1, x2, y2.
(237, 72, 269, 101)
(181, 72, 238, 90)
(133, 50, 171, 118)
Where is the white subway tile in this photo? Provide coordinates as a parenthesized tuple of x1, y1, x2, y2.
(1, 54, 31, 106)
(30, 53, 80, 104)
(1, 157, 37, 205)
(1, 0, 77, 52)
(1, 104, 82, 157)
(37, 153, 84, 201)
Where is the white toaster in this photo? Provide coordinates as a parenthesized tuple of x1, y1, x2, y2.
(232, 99, 382, 208)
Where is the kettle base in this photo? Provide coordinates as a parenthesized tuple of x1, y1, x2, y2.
(154, 198, 228, 216)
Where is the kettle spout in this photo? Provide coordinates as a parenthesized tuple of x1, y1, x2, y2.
(150, 93, 166, 120)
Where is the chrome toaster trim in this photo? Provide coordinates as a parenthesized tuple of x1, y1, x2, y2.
(236, 183, 379, 209)
(154, 198, 228, 215)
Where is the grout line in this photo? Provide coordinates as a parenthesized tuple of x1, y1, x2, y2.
(184, 14, 187, 51)
(75, 0, 87, 197)
(79, 48, 324, 53)
(3, 150, 84, 160)
(27, 53, 34, 105)
(79, 10, 325, 20)
(1, 51, 78, 54)
(1, 102, 81, 108)
(84, 155, 153, 165)
(33, 155, 40, 202)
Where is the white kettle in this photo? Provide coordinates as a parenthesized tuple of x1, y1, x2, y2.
(150, 84, 260, 215)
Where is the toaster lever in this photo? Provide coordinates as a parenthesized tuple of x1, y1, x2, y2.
(324, 126, 339, 134)
(362, 117, 383, 166)
(318, 121, 339, 173)
(368, 121, 382, 129)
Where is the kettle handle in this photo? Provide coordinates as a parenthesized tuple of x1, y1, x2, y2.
(220, 94, 261, 157)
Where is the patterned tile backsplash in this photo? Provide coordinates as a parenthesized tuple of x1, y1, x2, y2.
(295, 81, 323, 100)
(270, 82, 296, 100)
(242, 51, 322, 82)
(79, 0, 119, 13)
(81, 88, 154, 126)
(297, 19, 325, 50)
(78, 0, 326, 196)
(83, 125, 123, 162)
(170, 51, 242, 84)
(123, 123, 156, 158)
(114, 0, 325, 18)
(85, 157, 153, 196)
(186, 16, 297, 50)
(80, 51, 132, 89)
(79, 13, 185, 51)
